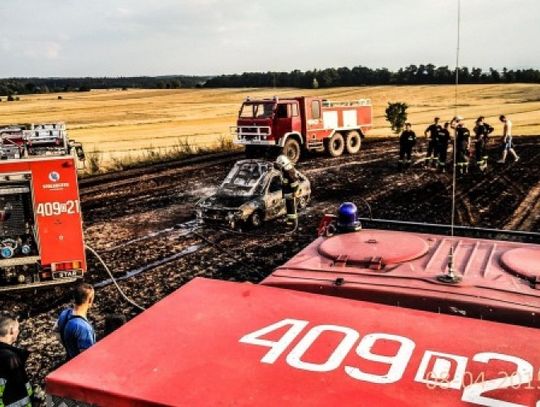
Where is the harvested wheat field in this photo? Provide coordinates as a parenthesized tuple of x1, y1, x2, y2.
(0, 84, 539, 163)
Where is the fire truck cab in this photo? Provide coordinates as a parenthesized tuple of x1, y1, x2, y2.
(232, 96, 372, 162)
(0, 123, 86, 291)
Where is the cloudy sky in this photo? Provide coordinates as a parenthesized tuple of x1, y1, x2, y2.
(1, 0, 539, 77)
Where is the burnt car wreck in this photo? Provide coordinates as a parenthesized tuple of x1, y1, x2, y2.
(196, 159, 311, 228)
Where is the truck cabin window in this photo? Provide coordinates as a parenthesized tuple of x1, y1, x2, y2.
(240, 103, 275, 119)
(276, 104, 291, 119)
(311, 101, 321, 119)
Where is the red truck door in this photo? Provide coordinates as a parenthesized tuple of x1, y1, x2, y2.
(274, 102, 301, 142)
(31, 158, 86, 277)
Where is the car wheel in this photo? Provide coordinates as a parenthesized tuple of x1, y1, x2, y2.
(345, 131, 362, 154)
(282, 138, 301, 163)
(249, 211, 264, 228)
(326, 132, 345, 157)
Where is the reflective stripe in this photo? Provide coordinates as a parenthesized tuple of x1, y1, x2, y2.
(284, 193, 294, 198)
(287, 214, 298, 219)
(5, 396, 31, 407)
(289, 181, 299, 188)
(1, 377, 5, 407)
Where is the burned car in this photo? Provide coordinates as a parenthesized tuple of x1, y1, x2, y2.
(196, 159, 311, 228)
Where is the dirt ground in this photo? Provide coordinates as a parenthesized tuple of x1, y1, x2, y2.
(1, 135, 539, 395)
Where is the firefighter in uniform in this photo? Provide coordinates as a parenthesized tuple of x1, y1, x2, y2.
(275, 155, 300, 226)
(424, 117, 442, 167)
(0, 313, 33, 407)
(473, 116, 494, 171)
(455, 121, 471, 175)
(399, 123, 416, 170)
(436, 122, 451, 172)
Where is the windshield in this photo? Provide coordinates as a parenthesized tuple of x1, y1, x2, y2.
(239, 102, 275, 119)
(219, 161, 272, 196)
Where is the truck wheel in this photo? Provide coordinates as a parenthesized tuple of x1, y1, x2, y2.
(249, 211, 263, 228)
(345, 131, 362, 154)
(326, 133, 345, 157)
(282, 138, 301, 163)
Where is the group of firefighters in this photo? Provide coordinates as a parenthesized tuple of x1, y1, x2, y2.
(399, 114, 519, 173)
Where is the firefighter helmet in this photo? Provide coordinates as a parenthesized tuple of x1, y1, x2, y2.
(275, 154, 293, 171)
(337, 202, 361, 232)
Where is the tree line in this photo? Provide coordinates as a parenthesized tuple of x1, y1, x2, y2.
(203, 64, 540, 88)
(1, 64, 539, 97)
(0, 75, 209, 97)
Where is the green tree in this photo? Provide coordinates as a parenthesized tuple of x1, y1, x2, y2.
(385, 102, 408, 134)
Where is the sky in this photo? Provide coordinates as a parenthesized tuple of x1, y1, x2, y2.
(1, 0, 539, 77)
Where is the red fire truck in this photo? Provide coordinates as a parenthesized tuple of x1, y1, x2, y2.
(232, 96, 372, 162)
(46, 209, 540, 406)
(0, 123, 87, 291)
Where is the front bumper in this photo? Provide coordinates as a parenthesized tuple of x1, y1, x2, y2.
(230, 126, 277, 145)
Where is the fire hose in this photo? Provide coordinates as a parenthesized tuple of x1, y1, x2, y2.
(85, 245, 146, 312)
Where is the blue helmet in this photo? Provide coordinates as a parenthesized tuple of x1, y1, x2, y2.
(336, 202, 361, 232)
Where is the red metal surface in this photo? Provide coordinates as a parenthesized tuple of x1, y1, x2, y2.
(0, 157, 86, 272)
(263, 229, 540, 327)
(500, 247, 540, 280)
(46, 278, 540, 406)
(318, 230, 429, 264)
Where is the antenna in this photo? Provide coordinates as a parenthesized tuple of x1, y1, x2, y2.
(438, 0, 462, 284)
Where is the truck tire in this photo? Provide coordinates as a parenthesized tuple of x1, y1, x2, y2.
(282, 138, 301, 163)
(326, 133, 345, 157)
(345, 131, 362, 154)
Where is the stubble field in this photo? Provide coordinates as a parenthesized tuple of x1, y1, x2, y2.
(1, 84, 539, 164)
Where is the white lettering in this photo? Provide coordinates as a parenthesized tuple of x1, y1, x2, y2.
(414, 351, 468, 390)
(286, 325, 359, 372)
(35, 200, 80, 217)
(345, 333, 415, 384)
(239, 318, 308, 364)
(462, 353, 533, 407)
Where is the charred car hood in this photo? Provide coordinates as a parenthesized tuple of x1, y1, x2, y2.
(200, 194, 255, 209)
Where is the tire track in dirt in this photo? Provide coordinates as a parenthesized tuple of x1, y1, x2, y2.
(504, 180, 540, 230)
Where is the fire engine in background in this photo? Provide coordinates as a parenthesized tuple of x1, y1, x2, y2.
(232, 96, 372, 162)
(0, 123, 87, 291)
(46, 203, 540, 406)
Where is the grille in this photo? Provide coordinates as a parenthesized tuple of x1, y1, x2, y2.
(0, 184, 32, 237)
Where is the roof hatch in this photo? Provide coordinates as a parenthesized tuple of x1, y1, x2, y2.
(318, 230, 429, 266)
(500, 247, 540, 281)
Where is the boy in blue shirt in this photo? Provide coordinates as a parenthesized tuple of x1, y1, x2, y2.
(56, 283, 96, 360)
